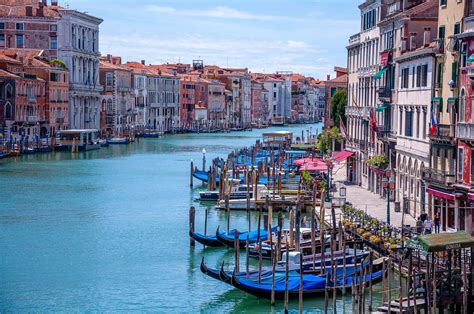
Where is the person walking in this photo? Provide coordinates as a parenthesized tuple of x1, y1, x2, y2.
(434, 212, 441, 234)
(423, 217, 433, 235)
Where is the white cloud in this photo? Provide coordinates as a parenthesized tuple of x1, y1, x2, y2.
(145, 5, 279, 21)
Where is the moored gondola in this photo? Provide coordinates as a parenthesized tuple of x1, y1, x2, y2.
(189, 230, 224, 247)
(215, 226, 277, 248)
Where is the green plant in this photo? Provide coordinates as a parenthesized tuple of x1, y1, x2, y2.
(330, 89, 347, 127)
(316, 127, 341, 154)
(50, 58, 67, 68)
(366, 155, 389, 168)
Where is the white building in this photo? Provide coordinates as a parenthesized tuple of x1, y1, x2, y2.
(57, 9, 102, 129)
(146, 74, 180, 133)
(346, 0, 383, 188)
(263, 76, 292, 125)
(394, 46, 435, 217)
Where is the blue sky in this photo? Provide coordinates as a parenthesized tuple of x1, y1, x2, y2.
(68, 0, 361, 79)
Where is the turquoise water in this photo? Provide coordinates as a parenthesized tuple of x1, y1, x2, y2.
(0, 124, 387, 312)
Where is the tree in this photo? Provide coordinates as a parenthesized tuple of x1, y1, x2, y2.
(331, 90, 347, 127)
(317, 126, 341, 154)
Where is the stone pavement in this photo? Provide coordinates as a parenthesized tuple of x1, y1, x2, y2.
(331, 163, 417, 228)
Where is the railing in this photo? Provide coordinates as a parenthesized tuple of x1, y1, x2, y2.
(26, 116, 38, 123)
(376, 124, 391, 139)
(423, 169, 456, 186)
(456, 122, 474, 141)
(435, 38, 445, 54)
(430, 124, 455, 141)
(378, 87, 392, 101)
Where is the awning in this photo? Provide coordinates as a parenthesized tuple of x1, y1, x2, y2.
(426, 187, 455, 200)
(299, 161, 328, 172)
(294, 157, 322, 166)
(375, 104, 390, 112)
(332, 150, 354, 162)
(468, 54, 474, 62)
(432, 97, 443, 112)
(447, 97, 458, 106)
(406, 232, 474, 253)
(468, 193, 474, 201)
(373, 67, 388, 80)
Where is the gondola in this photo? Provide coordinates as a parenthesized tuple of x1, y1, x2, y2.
(200, 258, 224, 281)
(189, 230, 224, 247)
(230, 265, 385, 300)
(192, 170, 285, 186)
(215, 226, 278, 248)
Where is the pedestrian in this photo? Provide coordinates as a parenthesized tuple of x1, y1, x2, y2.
(434, 212, 440, 234)
(416, 217, 423, 235)
(420, 210, 427, 223)
(423, 216, 433, 235)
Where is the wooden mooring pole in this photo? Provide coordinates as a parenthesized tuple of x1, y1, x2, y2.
(189, 206, 195, 246)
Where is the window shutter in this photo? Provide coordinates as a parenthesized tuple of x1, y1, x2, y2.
(452, 61, 458, 85)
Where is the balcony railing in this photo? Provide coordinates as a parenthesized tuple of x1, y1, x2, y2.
(376, 124, 391, 139)
(456, 122, 474, 141)
(26, 116, 38, 123)
(429, 124, 455, 141)
(435, 38, 445, 54)
(423, 169, 456, 186)
(378, 87, 392, 101)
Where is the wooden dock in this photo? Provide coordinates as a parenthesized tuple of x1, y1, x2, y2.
(373, 296, 426, 313)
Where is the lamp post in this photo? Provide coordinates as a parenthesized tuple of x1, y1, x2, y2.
(382, 171, 395, 226)
(202, 148, 206, 171)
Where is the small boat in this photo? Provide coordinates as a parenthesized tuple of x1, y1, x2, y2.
(216, 226, 278, 248)
(10, 146, 20, 157)
(22, 147, 35, 155)
(98, 139, 109, 147)
(35, 146, 52, 153)
(229, 264, 384, 300)
(189, 230, 224, 247)
(108, 137, 129, 145)
(143, 130, 163, 138)
(199, 182, 262, 202)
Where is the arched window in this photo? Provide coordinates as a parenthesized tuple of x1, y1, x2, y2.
(460, 88, 466, 122)
(5, 84, 13, 99)
(5, 102, 12, 119)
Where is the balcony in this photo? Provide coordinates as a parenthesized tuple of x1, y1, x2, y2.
(429, 124, 455, 143)
(422, 169, 456, 186)
(26, 116, 38, 123)
(434, 38, 445, 55)
(378, 87, 392, 102)
(456, 122, 474, 142)
(376, 124, 391, 140)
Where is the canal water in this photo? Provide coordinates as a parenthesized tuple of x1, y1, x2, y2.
(0, 123, 389, 312)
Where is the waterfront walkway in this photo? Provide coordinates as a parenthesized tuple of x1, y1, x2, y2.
(332, 163, 416, 228)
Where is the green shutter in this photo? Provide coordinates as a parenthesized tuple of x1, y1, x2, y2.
(452, 61, 458, 85)
(437, 63, 443, 87)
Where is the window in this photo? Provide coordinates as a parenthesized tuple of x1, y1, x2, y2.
(107, 99, 113, 112)
(15, 35, 24, 48)
(438, 25, 445, 39)
(454, 23, 461, 35)
(5, 102, 12, 119)
(458, 147, 464, 178)
(421, 64, 428, 87)
(440, 0, 447, 7)
(0, 34, 4, 48)
(401, 68, 409, 88)
(437, 62, 443, 87)
(405, 111, 413, 137)
(49, 24, 57, 32)
(50, 36, 57, 49)
(106, 73, 113, 87)
(461, 42, 468, 68)
(0, 22, 4, 29)
(5, 84, 12, 98)
(273, 92, 277, 99)
(460, 88, 466, 122)
(16, 23, 24, 30)
(451, 61, 458, 86)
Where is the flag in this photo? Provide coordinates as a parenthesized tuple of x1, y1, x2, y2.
(430, 109, 438, 137)
(370, 109, 378, 143)
(339, 118, 347, 139)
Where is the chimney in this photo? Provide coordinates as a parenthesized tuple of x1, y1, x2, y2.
(107, 54, 112, 63)
(141, 60, 145, 65)
(423, 27, 431, 47)
(37, 3, 44, 17)
(326, 74, 330, 81)
(26, 6, 33, 16)
(409, 32, 417, 51)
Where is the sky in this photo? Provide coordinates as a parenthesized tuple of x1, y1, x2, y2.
(67, 0, 361, 79)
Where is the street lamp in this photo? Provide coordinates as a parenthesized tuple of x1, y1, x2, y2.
(202, 148, 206, 171)
(382, 171, 395, 226)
